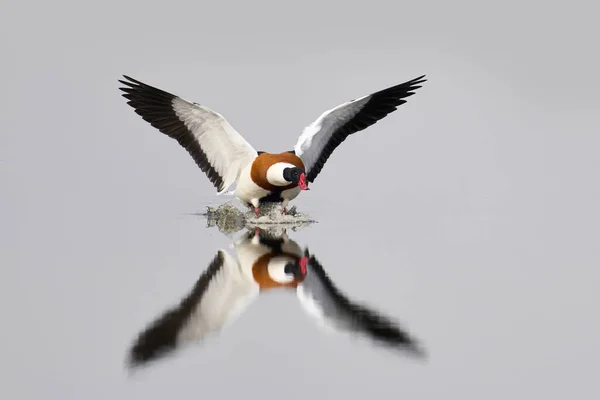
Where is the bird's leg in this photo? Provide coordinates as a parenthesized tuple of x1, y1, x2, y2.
(250, 199, 260, 218)
(282, 199, 289, 216)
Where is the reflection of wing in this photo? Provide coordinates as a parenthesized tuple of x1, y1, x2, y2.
(296, 255, 425, 357)
(128, 250, 259, 368)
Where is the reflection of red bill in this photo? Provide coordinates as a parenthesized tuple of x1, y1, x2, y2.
(298, 173, 309, 190)
(299, 256, 308, 275)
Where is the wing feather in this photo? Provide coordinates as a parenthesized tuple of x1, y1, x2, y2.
(118, 75, 258, 193)
(293, 75, 426, 182)
(127, 250, 258, 368)
(296, 255, 425, 357)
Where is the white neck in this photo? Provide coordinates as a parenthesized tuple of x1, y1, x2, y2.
(266, 162, 296, 186)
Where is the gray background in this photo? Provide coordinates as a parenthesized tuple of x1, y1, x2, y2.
(2, 0, 599, 398)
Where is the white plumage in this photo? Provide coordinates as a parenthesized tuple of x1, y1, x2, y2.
(293, 95, 372, 175)
(171, 97, 258, 194)
(176, 249, 258, 342)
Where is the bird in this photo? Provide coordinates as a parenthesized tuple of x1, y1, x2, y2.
(118, 74, 426, 216)
(126, 229, 424, 369)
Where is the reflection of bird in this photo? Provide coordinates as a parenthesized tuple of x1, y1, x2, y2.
(127, 229, 424, 370)
(127, 229, 307, 369)
(118, 75, 426, 216)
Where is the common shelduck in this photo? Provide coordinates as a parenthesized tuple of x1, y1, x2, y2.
(127, 229, 424, 368)
(118, 74, 426, 216)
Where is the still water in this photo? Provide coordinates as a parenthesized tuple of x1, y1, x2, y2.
(127, 219, 426, 370)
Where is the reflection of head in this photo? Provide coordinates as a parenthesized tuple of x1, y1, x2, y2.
(252, 253, 307, 290)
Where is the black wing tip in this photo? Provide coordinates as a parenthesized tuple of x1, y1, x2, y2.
(407, 74, 427, 86)
(125, 340, 179, 373)
(117, 75, 175, 99)
(124, 308, 181, 370)
(125, 337, 173, 372)
(379, 323, 427, 357)
(118, 75, 142, 90)
(391, 335, 428, 360)
(357, 312, 429, 361)
(120, 74, 142, 85)
(126, 344, 155, 369)
(396, 74, 427, 91)
(385, 74, 427, 94)
(117, 75, 164, 95)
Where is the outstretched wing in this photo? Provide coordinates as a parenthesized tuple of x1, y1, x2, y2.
(296, 255, 425, 357)
(293, 75, 426, 183)
(127, 250, 258, 369)
(118, 75, 258, 193)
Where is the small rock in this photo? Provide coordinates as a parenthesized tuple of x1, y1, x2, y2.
(200, 201, 316, 235)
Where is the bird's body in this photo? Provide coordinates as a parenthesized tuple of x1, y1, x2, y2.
(118, 74, 426, 215)
(235, 151, 306, 214)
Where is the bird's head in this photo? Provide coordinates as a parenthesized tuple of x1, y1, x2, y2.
(283, 167, 310, 190)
